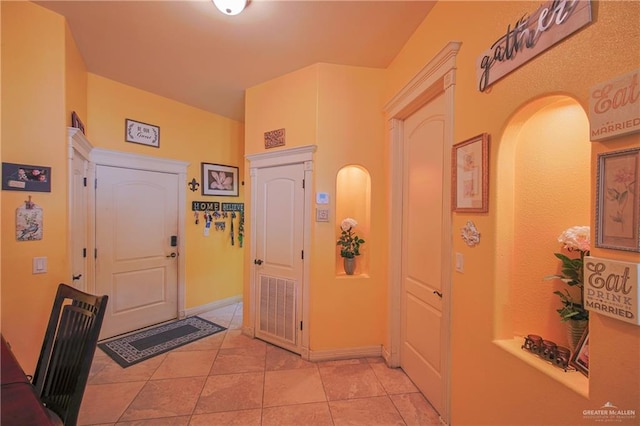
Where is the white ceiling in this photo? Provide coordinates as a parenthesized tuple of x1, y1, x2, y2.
(36, 0, 436, 122)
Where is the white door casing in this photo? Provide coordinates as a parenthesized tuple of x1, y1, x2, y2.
(87, 148, 188, 339)
(384, 41, 460, 425)
(246, 145, 317, 360)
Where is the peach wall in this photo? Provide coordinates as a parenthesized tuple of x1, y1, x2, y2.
(387, 1, 640, 424)
(1, 1, 68, 372)
(87, 75, 245, 308)
(245, 63, 388, 350)
(1, 2, 245, 372)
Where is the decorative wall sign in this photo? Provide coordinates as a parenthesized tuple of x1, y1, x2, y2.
(71, 111, 85, 134)
(452, 133, 489, 212)
(461, 221, 481, 247)
(16, 198, 43, 241)
(201, 163, 239, 197)
(476, 0, 592, 92)
(584, 256, 639, 326)
(192, 201, 220, 211)
(595, 147, 640, 252)
(264, 128, 285, 149)
(589, 69, 640, 141)
(2, 162, 51, 192)
(125, 118, 160, 148)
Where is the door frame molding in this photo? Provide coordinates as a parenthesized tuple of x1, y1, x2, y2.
(77, 144, 189, 318)
(245, 145, 317, 360)
(383, 41, 460, 424)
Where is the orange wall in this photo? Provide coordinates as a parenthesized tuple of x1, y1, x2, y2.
(1, 1, 68, 371)
(386, 1, 640, 424)
(245, 63, 389, 350)
(1, 1, 245, 372)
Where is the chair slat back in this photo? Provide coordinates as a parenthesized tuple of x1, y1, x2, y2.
(32, 284, 108, 426)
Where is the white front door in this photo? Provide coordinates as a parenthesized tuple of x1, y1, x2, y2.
(401, 93, 446, 414)
(95, 165, 179, 338)
(254, 163, 305, 353)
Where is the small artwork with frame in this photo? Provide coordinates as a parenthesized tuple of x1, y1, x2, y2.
(2, 162, 52, 192)
(201, 163, 239, 197)
(570, 328, 589, 377)
(595, 147, 640, 252)
(452, 133, 489, 213)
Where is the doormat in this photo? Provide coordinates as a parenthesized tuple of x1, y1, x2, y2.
(98, 316, 226, 368)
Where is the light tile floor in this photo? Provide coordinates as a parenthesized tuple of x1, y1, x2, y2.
(79, 303, 441, 425)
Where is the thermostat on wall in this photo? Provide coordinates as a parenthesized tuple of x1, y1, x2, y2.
(316, 192, 329, 204)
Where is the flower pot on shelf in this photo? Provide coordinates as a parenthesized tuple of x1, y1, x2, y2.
(343, 257, 356, 275)
(567, 319, 588, 352)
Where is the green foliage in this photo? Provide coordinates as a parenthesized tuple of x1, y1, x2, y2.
(336, 227, 365, 258)
(544, 250, 589, 322)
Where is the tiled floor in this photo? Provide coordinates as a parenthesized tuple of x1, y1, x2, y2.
(79, 303, 441, 425)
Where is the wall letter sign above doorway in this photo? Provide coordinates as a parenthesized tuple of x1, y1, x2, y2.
(476, 0, 592, 92)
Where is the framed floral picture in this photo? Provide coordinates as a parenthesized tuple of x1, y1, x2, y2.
(452, 133, 489, 212)
(570, 328, 589, 377)
(595, 147, 639, 252)
(201, 163, 239, 197)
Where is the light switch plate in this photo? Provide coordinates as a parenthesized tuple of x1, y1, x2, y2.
(455, 252, 464, 273)
(316, 208, 330, 222)
(33, 256, 47, 274)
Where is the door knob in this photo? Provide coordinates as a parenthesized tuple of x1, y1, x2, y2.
(166, 253, 177, 258)
(433, 290, 443, 298)
(254, 259, 263, 265)
(72, 274, 82, 281)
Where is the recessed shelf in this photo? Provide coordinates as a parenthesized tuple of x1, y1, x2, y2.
(494, 337, 589, 398)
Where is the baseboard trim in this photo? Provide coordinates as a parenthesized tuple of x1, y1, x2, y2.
(308, 345, 383, 362)
(183, 295, 242, 318)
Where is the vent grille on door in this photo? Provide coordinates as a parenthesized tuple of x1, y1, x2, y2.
(259, 275, 296, 345)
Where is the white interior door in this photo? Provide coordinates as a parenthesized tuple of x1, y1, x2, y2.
(401, 93, 446, 414)
(95, 165, 179, 338)
(71, 148, 89, 291)
(254, 163, 305, 353)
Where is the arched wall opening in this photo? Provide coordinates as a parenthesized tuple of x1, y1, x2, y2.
(335, 165, 371, 276)
(495, 95, 591, 347)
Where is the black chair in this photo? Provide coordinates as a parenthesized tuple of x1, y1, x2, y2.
(31, 283, 108, 426)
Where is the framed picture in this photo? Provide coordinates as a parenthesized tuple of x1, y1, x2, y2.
(570, 328, 589, 377)
(596, 147, 640, 252)
(452, 133, 489, 212)
(71, 111, 85, 134)
(2, 162, 52, 192)
(201, 163, 239, 197)
(125, 118, 160, 148)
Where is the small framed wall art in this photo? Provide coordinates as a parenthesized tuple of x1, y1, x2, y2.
(2, 162, 51, 192)
(570, 328, 589, 377)
(125, 118, 160, 148)
(201, 163, 239, 197)
(595, 147, 640, 252)
(452, 133, 489, 213)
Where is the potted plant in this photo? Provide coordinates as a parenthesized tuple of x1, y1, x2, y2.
(336, 217, 365, 275)
(544, 225, 590, 350)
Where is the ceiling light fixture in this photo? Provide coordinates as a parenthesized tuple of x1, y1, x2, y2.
(213, 0, 247, 16)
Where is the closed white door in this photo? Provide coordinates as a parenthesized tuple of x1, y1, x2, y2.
(254, 163, 305, 353)
(401, 93, 446, 414)
(95, 165, 179, 338)
(71, 149, 88, 291)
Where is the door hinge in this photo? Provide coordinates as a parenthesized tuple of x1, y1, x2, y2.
(301, 250, 304, 260)
(94, 178, 97, 189)
(300, 321, 303, 331)
(302, 179, 305, 189)
(94, 248, 97, 259)
(83, 177, 87, 187)
(83, 248, 87, 258)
